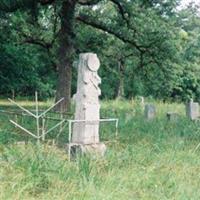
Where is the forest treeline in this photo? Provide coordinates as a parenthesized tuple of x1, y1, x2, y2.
(0, 0, 200, 105)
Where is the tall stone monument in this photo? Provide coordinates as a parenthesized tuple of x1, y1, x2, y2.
(71, 53, 106, 156)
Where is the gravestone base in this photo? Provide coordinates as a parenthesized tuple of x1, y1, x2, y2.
(69, 143, 106, 158)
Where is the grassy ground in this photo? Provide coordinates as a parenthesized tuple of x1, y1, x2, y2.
(1, 99, 200, 199)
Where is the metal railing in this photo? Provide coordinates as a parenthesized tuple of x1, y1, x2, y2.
(8, 92, 66, 143)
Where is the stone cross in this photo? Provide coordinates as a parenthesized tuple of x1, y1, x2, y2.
(72, 53, 106, 155)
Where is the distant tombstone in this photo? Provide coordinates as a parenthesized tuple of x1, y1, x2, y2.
(186, 101, 199, 120)
(166, 112, 179, 121)
(72, 60, 78, 68)
(144, 104, 156, 120)
(71, 53, 106, 156)
(125, 113, 132, 123)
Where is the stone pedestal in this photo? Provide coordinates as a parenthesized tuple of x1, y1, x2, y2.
(186, 102, 199, 120)
(71, 53, 106, 157)
(70, 143, 106, 158)
(144, 104, 156, 120)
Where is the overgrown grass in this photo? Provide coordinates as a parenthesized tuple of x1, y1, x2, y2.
(1, 99, 200, 199)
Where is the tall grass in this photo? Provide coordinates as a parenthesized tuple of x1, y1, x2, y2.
(1, 99, 200, 199)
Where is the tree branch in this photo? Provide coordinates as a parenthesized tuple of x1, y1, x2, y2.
(22, 37, 52, 49)
(39, 0, 55, 5)
(0, 0, 55, 12)
(78, 0, 102, 6)
(109, 0, 129, 26)
(76, 14, 144, 52)
(0, 0, 31, 12)
(21, 35, 57, 70)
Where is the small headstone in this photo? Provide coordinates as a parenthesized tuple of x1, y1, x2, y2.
(125, 113, 133, 123)
(73, 60, 78, 68)
(144, 104, 156, 120)
(186, 101, 199, 120)
(166, 112, 179, 121)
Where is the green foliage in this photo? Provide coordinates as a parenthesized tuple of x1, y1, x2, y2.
(0, 1, 200, 102)
(0, 11, 56, 98)
(75, 0, 184, 100)
(1, 100, 200, 199)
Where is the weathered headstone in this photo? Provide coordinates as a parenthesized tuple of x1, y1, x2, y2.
(186, 101, 199, 120)
(144, 104, 156, 120)
(71, 53, 106, 156)
(166, 112, 179, 121)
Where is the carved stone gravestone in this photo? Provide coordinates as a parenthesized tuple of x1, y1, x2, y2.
(144, 104, 156, 120)
(186, 101, 199, 120)
(71, 53, 106, 156)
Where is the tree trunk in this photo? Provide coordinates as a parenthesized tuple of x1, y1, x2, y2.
(117, 60, 125, 99)
(55, 0, 76, 113)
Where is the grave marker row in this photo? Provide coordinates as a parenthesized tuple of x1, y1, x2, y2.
(144, 100, 200, 121)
